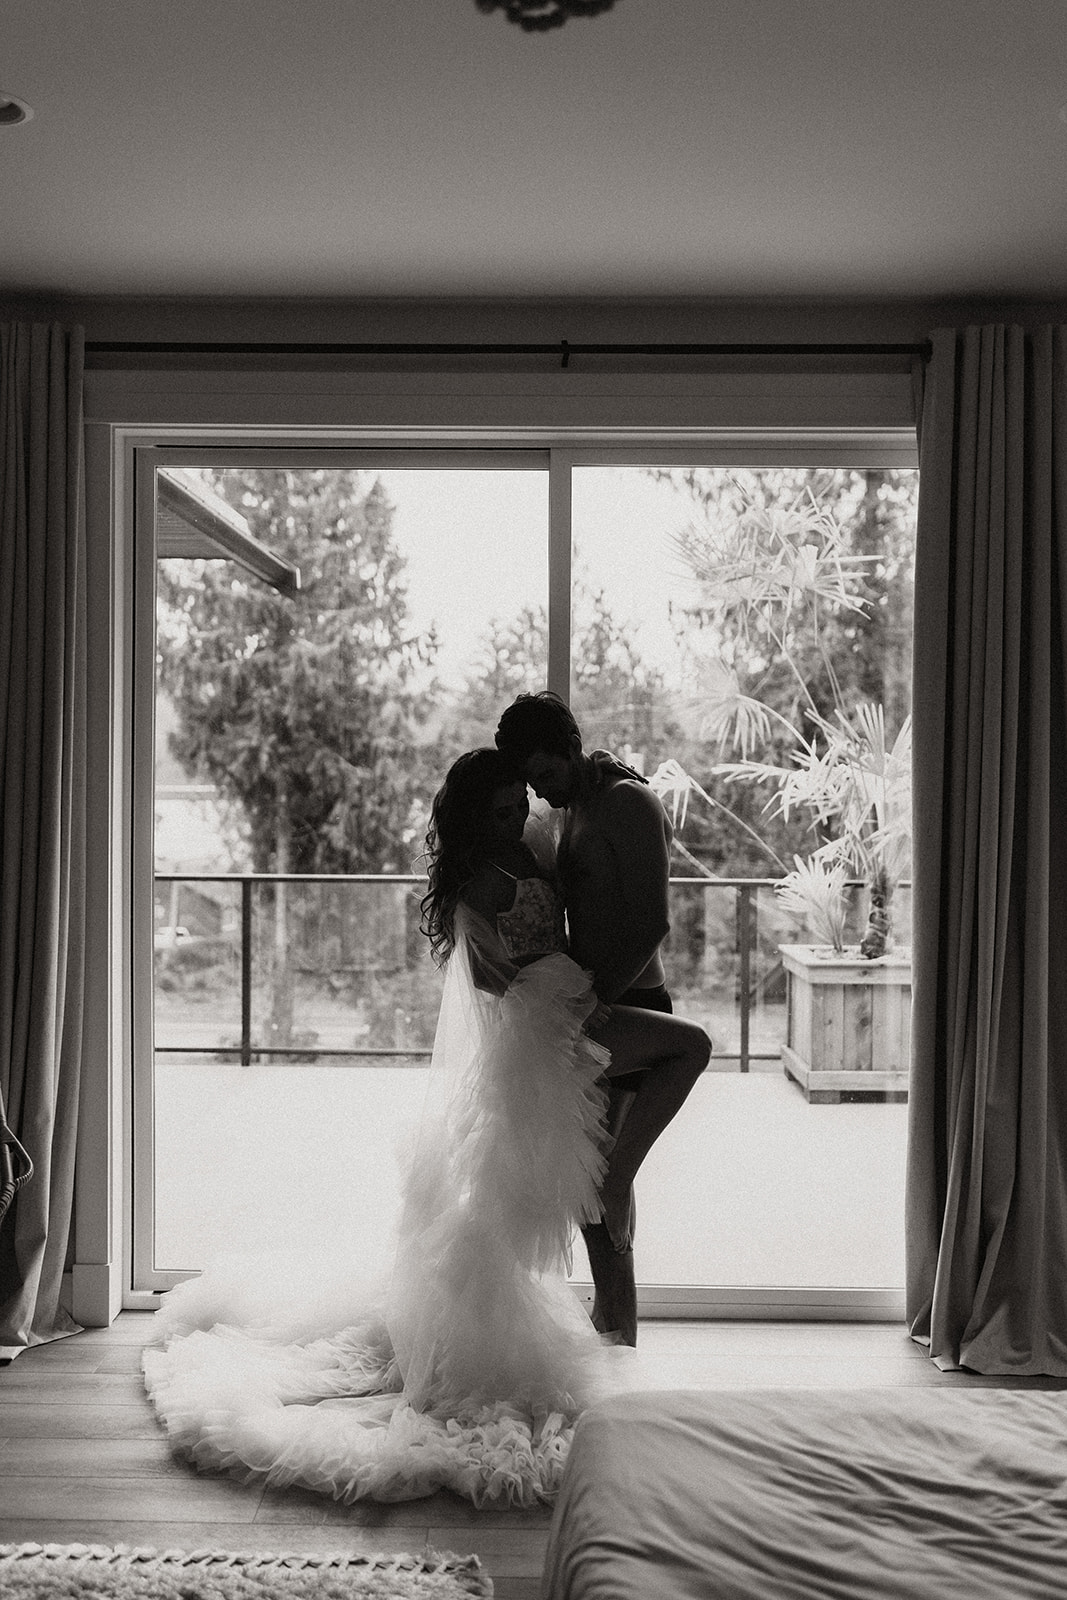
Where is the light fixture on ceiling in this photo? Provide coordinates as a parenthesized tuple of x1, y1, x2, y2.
(0, 92, 34, 127)
(476, 0, 617, 30)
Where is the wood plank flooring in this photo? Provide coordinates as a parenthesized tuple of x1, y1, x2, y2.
(3, 1314, 1065, 1599)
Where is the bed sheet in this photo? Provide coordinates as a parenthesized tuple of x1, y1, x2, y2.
(541, 1386, 1067, 1599)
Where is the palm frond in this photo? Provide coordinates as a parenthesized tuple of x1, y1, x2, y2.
(775, 856, 850, 952)
(672, 498, 875, 625)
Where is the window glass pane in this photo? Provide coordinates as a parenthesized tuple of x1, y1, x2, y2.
(570, 465, 917, 1290)
(152, 466, 546, 1272)
(146, 457, 917, 1298)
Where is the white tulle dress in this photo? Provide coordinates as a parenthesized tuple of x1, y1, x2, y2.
(142, 873, 625, 1507)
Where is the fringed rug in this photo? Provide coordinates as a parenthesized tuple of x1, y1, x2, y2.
(0, 1543, 493, 1599)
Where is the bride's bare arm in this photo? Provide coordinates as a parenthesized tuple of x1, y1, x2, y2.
(455, 886, 518, 997)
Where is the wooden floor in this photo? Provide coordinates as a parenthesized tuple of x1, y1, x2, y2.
(3, 1315, 1066, 1599)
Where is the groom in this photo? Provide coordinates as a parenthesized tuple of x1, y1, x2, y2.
(495, 691, 678, 1346)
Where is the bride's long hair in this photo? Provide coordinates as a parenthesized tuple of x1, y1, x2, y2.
(420, 747, 522, 965)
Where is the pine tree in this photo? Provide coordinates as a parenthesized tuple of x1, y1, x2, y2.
(157, 469, 438, 876)
(157, 470, 439, 1048)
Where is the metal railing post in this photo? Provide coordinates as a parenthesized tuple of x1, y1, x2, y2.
(738, 883, 753, 1074)
(240, 877, 252, 1068)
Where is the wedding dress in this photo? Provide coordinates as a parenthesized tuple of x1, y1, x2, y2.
(142, 868, 626, 1507)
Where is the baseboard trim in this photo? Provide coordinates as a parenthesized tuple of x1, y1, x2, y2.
(72, 1261, 124, 1327)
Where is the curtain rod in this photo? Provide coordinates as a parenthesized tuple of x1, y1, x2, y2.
(86, 339, 932, 365)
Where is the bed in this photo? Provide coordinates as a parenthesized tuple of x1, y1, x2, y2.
(541, 1386, 1067, 1598)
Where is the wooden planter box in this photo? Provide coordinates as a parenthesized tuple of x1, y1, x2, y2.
(780, 944, 911, 1104)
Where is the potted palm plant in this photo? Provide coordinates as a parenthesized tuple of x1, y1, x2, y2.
(648, 485, 912, 1101)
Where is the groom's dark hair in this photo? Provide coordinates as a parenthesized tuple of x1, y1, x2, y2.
(495, 691, 582, 762)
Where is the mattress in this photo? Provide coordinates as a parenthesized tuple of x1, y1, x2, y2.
(541, 1386, 1067, 1599)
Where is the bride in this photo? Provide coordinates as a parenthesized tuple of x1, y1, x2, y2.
(143, 748, 704, 1506)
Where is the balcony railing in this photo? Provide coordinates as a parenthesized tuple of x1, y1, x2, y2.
(154, 872, 910, 1075)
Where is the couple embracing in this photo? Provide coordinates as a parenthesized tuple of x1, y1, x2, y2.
(143, 694, 711, 1507)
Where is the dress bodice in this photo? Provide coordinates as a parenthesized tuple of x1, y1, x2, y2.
(496, 876, 567, 963)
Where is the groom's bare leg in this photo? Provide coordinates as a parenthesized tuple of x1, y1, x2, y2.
(590, 1008, 711, 1252)
(601, 984, 674, 1254)
(598, 1056, 707, 1247)
(581, 1220, 637, 1346)
(581, 1008, 709, 1343)
(584, 1083, 637, 1344)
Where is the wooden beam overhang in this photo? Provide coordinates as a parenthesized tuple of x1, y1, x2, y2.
(156, 469, 301, 597)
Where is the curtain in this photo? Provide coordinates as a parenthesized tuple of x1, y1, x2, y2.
(0, 323, 87, 1359)
(907, 325, 1067, 1374)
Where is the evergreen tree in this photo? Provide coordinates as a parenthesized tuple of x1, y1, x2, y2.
(157, 469, 438, 876)
(571, 583, 679, 765)
(446, 579, 679, 772)
(157, 470, 439, 1047)
(443, 603, 548, 758)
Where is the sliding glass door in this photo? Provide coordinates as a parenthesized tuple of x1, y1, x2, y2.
(570, 465, 916, 1302)
(132, 441, 917, 1315)
(135, 453, 549, 1288)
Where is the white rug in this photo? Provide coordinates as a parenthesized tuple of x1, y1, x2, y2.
(0, 1542, 493, 1599)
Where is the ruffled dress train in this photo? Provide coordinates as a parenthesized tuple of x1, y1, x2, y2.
(143, 924, 626, 1507)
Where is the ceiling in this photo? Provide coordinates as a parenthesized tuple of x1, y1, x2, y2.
(4, 0, 1067, 303)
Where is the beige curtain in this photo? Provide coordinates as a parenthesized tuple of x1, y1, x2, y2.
(907, 324, 1067, 1374)
(0, 323, 87, 1359)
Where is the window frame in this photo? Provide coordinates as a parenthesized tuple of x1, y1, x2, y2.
(89, 393, 918, 1319)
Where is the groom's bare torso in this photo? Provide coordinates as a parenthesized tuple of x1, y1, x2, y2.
(558, 770, 671, 996)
